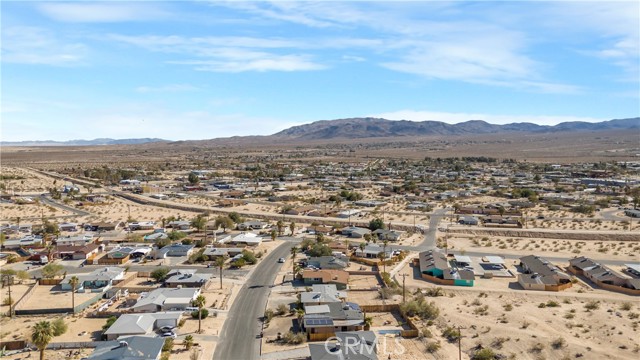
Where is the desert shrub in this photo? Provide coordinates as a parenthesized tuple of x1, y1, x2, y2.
(379, 287, 401, 299)
(546, 300, 560, 307)
(530, 342, 545, 353)
(162, 338, 174, 352)
(473, 305, 489, 316)
(420, 328, 433, 338)
(491, 337, 510, 349)
(102, 316, 117, 331)
(503, 304, 513, 311)
(620, 302, 633, 311)
(584, 301, 600, 311)
(425, 341, 441, 353)
(2, 297, 13, 306)
(276, 303, 288, 316)
(264, 309, 275, 323)
(472, 348, 497, 360)
(551, 337, 566, 349)
(191, 309, 209, 319)
(52, 318, 67, 336)
(425, 287, 444, 297)
(282, 331, 306, 344)
(442, 326, 461, 342)
(399, 298, 439, 320)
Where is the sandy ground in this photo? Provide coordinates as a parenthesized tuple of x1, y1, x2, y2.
(16, 285, 100, 310)
(392, 260, 640, 360)
(445, 234, 640, 262)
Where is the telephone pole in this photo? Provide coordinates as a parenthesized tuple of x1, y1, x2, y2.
(400, 273, 408, 303)
(3, 275, 13, 318)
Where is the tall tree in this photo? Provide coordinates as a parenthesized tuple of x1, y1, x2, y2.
(192, 295, 207, 334)
(69, 276, 79, 313)
(276, 220, 284, 236)
(382, 240, 389, 274)
(215, 256, 226, 290)
(31, 321, 54, 360)
(289, 221, 296, 236)
(290, 247, 298, 276)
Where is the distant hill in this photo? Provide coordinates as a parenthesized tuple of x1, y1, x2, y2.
(0, 138, 168, 146)
(272, 117, 639, 140)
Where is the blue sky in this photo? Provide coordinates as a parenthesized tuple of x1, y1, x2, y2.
(2, 1, 639, 141)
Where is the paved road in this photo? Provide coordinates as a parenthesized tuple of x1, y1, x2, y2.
(40, 195, 92, 217)
(418, 207, 449, 248)
(214, 241, 294, 360)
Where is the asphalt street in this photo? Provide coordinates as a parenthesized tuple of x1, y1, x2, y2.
(213, 240, 295, 360)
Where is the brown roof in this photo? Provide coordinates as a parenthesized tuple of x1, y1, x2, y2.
(302, 269, 349, 285)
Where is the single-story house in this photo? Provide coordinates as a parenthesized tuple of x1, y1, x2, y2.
(337, 209, 361, 218)
(166, 221, 190, 230)
(518, 255, 572, 291)
(229, 232, 262, 246)
(354, 244, 392, 259)
(569, 257, 640, 292)
(143, 232, 168, 242)
(151, 244, 195, 259)
(202, 246, 244, 258)
(418, 249, 474, 287)
(2, 235, 43, 249)
(85, 335, 164, 360)
(306, 225, 334, 235)
(237, 221, 267, 231)
(128, 221, 156, 231)
(98, 247, 133, 264)
(300, 284, 346, 307)
(372, 229, 402, 241)
(302, 269, 349, 290)
(130, 287, 201, 313)
(164, 269, 212, 288)
(59, 223, 79, 232)
(308, 331, 377, 360)
(458, 216, 479, 226)
(84, 222, 122, 232)
(62, 267, 125, 293)
(349, 228, 371, 239)
(302, 302, 364, 337)
(56, 234, 93, 246)
(307, 256, 349, 270)
(56, 243, 101, 260)
(103, 312, 182, 340)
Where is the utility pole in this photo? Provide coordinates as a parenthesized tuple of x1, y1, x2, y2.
(400, 273, 408, 303)
(458, 325, 462, 360)
(3, 275, 13, 318)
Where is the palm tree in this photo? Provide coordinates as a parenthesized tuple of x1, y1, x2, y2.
(183, 334, 194, 350)
(289, 221, 296, 236)
(344, 239, 350, 255)
(290, 247, 298, 276)
(382, 240, 389, 274)
(358, 242, 366, 256)
(69, 276, 79, 313)
(270, 229, 277, 242)
(192, 295, 206, 334)
(31, 320, 54, 360)
(215, 256, 226, 289)
(276, 220, 284, 236)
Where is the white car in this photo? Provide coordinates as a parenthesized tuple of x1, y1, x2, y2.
(161, 332, 177, 339)
(278, 258, 285, 263)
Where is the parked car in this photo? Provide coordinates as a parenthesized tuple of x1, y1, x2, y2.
(161, 332, 177, 339)
(159, 326, 176, 333)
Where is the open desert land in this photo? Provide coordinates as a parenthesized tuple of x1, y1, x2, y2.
(444, 234, 640, 262)
(393, 260, 640, 360)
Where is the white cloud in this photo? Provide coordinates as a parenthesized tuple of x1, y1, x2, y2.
(37, 2, 169, 23)
(108, 34, 326, 73)
(1, 26, 87, 66)
(370, 109, 606, 126)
